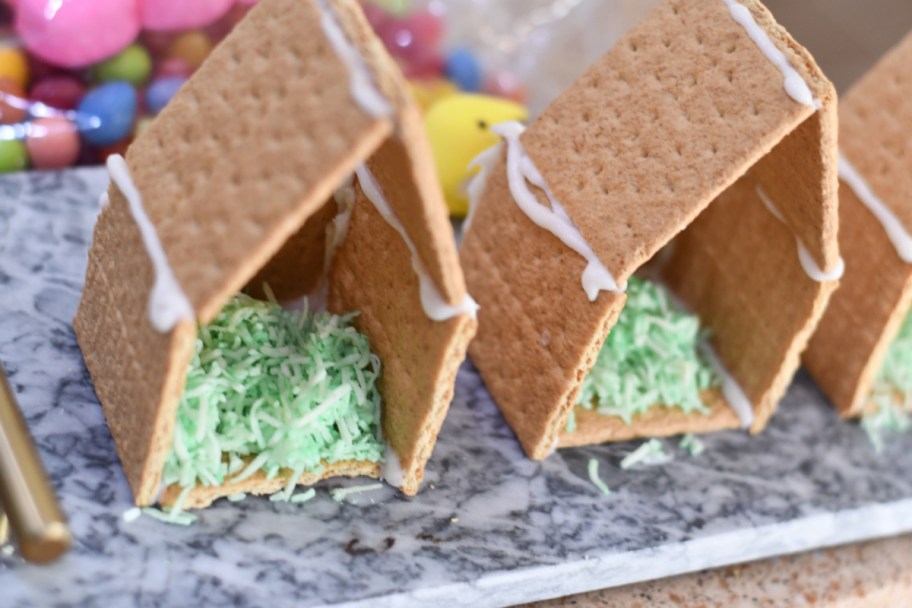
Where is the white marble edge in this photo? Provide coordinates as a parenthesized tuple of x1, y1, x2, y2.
(341, 498, 912, 608)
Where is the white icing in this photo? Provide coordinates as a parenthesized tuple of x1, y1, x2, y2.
(463, 142, 503, 236)
(838, 154, 912, 263)
(699, 343, 755, 429)
(723, 0, 819, 109)
(316, 0, 392, 119)
(99, 191, 110, 209)
(355, 164, 479, 321)
(326, 175, 357, 273)
(492, 121, 625, 301)
(756, 186, 844, 282)
(381, 443, 404, 487)
(106, 154, 195, 333)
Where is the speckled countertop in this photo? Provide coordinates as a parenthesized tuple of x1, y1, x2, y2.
(2, 167, 912, 607)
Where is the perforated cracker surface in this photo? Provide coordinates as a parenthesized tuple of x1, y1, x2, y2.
(522, 0, 837, 285)
(805, 32, 912, 416)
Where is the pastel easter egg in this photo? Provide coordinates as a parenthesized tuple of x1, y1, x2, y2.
(445, 48, 482, 92)
(369, 0, 410, 17)
(139, 0, 233, 32)
(145, 76, 185, 114)
(362, 3, 392, 33)
(94, 43, 152, 86)
(16, 0, 140, 68)
(424, 93, 527, 216)
(26, 116, 80, 169)
(77, 81, 137, 146)
(205, 2, 253, 42)
(0, 46, 28, 88)
(167, 31, 213, 70)
(0, 138, 27, 172)
(484, 71, 527, 104)
(0, 78, 27, 124)
(29, 75, 86, 110)
(403, 48, 444, 80)
(154, 57, 192, 79)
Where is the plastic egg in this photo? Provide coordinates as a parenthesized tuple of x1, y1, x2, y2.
(424, 93, 528, 216)
(139, 0, 233, 32)
(77, 81, 137, 146)
(0, 138, 27, 173)
(445, 48, 482, 92)
(16, 0, 140, 68)
(29, 76, 86, 110)
(94, 43, 152, 86)
(26, 116, 80, 169)
(0, 77, 27, 124)
(0, 46, 28, 89)
(145, 76, 186, 115)
(484, 71, 527, 104)
(167, 31, 213, 70)
(154, 57, 192, 79)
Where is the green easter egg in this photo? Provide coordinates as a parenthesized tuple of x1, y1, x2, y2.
(0, 139, 28, 173)
(95, 44, 152, 86)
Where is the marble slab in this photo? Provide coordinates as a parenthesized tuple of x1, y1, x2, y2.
(2, 167, 912, 608)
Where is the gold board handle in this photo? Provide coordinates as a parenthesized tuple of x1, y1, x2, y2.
(0, 366, 71, 563)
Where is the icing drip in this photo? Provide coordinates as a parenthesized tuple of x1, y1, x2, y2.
(839, 154, 912, 263)
(756, 186, 844, 282)
(723, 0, 819, 109)
(355, 164, 479, 321)
(316, 0, 392, 119)
(106, 154, 194, 333)
(463, 142, 502, 236)
(381, 443, 404, 487)
(698, 343, 755, 429)
(493, 121, 625, 301)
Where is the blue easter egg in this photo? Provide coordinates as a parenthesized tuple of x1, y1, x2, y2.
(145, 77, 187, 115)
(445, 48, 482, 92)
(77, 81, 137, 147)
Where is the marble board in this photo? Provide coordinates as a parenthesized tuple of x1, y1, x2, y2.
(2, 167, 912, 608)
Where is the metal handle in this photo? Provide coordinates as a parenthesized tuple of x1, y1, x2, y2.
(0, 368, 71, 563)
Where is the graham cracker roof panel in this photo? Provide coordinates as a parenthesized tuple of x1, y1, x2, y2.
(840, 31, 912, 235)
(804, 184, 912, 416)
(334, 0, 467, 306)
(522, 0, 826, 285)
(329, 183, 475, 495)
(124, 0, 393, 324)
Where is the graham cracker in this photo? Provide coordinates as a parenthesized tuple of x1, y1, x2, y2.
(461, 0, 839, 458)
(804, 32, 912, 417)
(74, 0, 473, 507)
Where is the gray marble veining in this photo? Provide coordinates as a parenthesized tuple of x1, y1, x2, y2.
(1, 167, 912, 607)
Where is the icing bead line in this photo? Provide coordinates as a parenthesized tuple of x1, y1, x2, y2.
(756, 186, 845, 282)
(493, 120, 625, 301)
(838, 154, 912, 263)
(106, 154, 194, 333)
(723, 0, 820, 109)
(316, 0, 393, 119)
(356, 164, 480, 321)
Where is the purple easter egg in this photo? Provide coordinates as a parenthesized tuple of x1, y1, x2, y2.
(139, 0, 233, 32)
(15, 0, 140, 68)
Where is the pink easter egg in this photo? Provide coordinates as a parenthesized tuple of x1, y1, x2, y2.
(139, 0, 234, 32)
(15, 0, 140, 69)
(26, 116, 80, 169)
(484, 71, 528, 104)
(154, 57, 192, 79)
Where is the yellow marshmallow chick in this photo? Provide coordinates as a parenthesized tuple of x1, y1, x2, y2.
(425, 94, 528, 217)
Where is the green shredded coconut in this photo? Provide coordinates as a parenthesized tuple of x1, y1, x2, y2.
(573, 277, 719, 429)
(863, 313, 912, 451)
(141, 507, 198, 526)
(291, 488, 317, 504)
(620, 439, 673, 469)
(330, 482, 385, 502)
(679, 433, 705, 456)
(587, 458, 611, 495)
(161, 292, 384, 514)
(863, 314, 912, 450)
